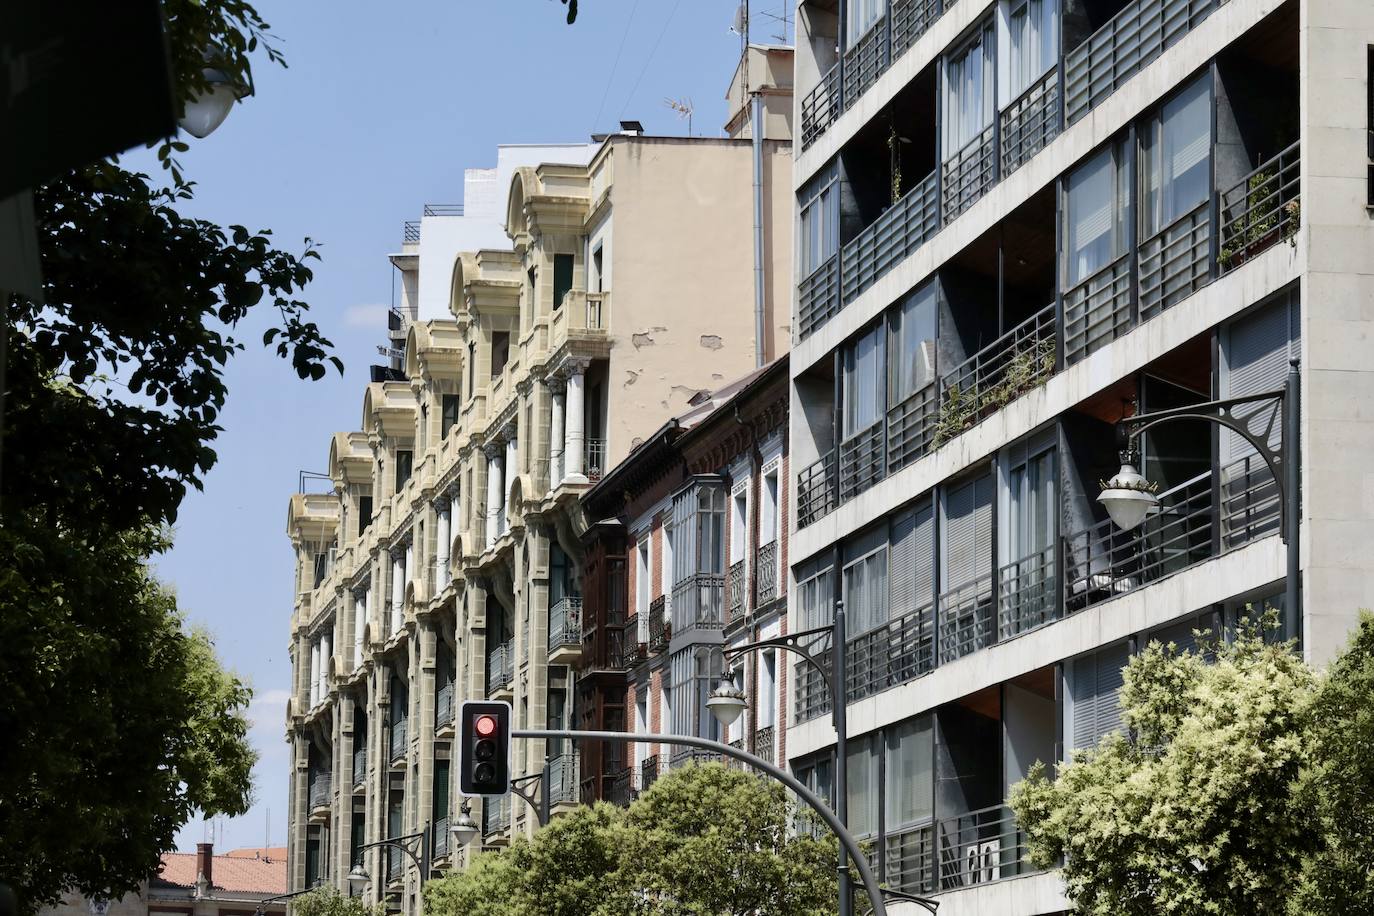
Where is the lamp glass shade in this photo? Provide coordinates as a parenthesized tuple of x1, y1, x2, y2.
(451, 813, 479, 846)
(178, 70, 236, 139)
(345, 864, 369, 890)
(705, 677, 747, 728)
(1098, 463, 1158, 531)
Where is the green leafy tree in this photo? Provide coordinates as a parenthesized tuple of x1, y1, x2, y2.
(1010, 621, 1318, 916)
(424, 764, 839, 916)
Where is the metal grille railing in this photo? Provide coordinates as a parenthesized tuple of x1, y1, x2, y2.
(548, 596, 583, 654)
(937, 572, 996, 664)
(937, 805, 1033, 890)
(794, 631, 835, 723)
(800, 63, 841, 150)
(936, 303, 1056, 447)
(648, 596, 670, 653)
(797, 255, 840, 341)
(309, 771, 331, 809)
(432, 816, 450, 858)
(352, 744, 366, 786)
(727, 737, 748, 770)
(1064, 254, 1132, 364)
(887, 384, 938, 474)
(548, 753, 580, 806)
(1064, 0, 1228, 125)
(755, 541, 779, 605)
(423, 204, 464, 216)
(728, 560, 747, 617)
(839, 421, 887, 503)
(841, 171, 940, 305)
(942, 125, 997, 221)
(586, 438, 607, 482)
(608, 766, 638, 806)
(641, 755, 660, 791)
(886, 822, 937, 894)
(389, 718, 407, 762)
(845, 17, 891, 103)
(1219, 140, 1301, 275)
(435, 681, 454, 728)
(670, 573, 725, 636)
(798, 450, 838, 528)
(388, 842, 403, 882)
(1000, 68, 1061, 176)
(625, 613, 648, 665)
(402, 220, 420, 243)
(754, 725, 776, 764)
(483, 795, 511, 836)
(848, 603, 936, 702)
(487, 641, 513, 694)
(997, 546, 1057, 641)
(892, 0, 945, 56)
(1221, 453, 1281, 548)
(1139, 201, 1211, 320)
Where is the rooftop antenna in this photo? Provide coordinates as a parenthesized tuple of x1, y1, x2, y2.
(663, 97, 695, 136)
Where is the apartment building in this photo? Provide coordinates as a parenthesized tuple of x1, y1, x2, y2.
(787, 0, 1374, 912)
(578, 356, 791, 805)
(283, 51, 795, 912)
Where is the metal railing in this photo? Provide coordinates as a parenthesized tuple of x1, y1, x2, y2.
(727, 737, 748, 771)
(432, 816, 450, 858)
(586, 438, 607, 482)
(794, 630, 835, 723)
(942, 125, 997, 221)
(670, 573, 725, 636)
(352, 744, 366, 787)
(936, 303, 1056, 447)
(548, 753, 580, 806)
(641, 755, 660, 791)
(1139, 201, 1211, 320)
(998, 545, 1058, 641)
(937, 805, 1033, 890)
(1064, 253, 1132, 364)
(389, 718, 407, 762)
(937, 572, 996, 664)
(309, 772, 331, 810)
(839, 420, 887, 503)
(755, 541, 779, 605)
(798, 450, 838, 528)
(608, 766, 639, 806)
(548, 596, 583, 654)
(1064, 0, 1228, 125)
(800, 63, 841, 150)
(885, 821, 937, 894)
(483, 795, 511, 836)
(887, 384, 938, 474)
(893, 0, 945, 57)
(487, 641, 513, 694)
(422, 204, 464, 216)
(435, 681, 454, 728)
(844, 17, 891, 104)
(647, 596, 670, 653)
(402, 221, 420, 244)
(728, 560, 747, 617)
(1219, 140, 1301, 275)
(841, 171, 940, 305)
(388, 842, 403, 882)
(847, 602, 936, 702)
(1001, 67, 1061, 176)
(797, 255, 840, 340)
(754, 725, 776, 764)
(625, 613, 648, 664)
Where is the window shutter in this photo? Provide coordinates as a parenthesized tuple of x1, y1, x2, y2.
(1070, 655, 1098, 752)
(1224, 295, 1299, 458)
(945, 481, 976, 588)
(889, 509, 917, 618)
(1093, 642, 1130, 740)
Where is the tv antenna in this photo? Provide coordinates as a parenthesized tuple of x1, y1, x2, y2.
(663, 96, 695, 136)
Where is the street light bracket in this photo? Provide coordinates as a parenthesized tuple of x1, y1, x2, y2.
(721, 623, 834, 693)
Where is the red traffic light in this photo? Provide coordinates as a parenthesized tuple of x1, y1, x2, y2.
(475, 714, 498, 737)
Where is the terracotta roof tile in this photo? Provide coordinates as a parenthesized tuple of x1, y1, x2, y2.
(155, 851, 287, 895)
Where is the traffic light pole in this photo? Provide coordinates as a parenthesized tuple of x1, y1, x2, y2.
(511, 728, 890, 916)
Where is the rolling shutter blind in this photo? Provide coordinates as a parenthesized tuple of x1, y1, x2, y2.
(889, 508, 917, 617)
(944, 474, 993, 590)
(1094, 642, 1129, 739)
(1224, 295, 1299, 459)
(1070, 642, 1130, 751)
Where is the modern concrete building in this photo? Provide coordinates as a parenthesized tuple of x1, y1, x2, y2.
(283, 47, 794, 912)
(787, 0, 1372, 912)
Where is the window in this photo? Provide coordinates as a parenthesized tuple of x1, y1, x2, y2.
(490, 331, 510, 378)
(843, 323, 885, 440)
(636, 539, 651, 614)
(1006, 443, 1055, 563)
(591, 243, 605, 292)
(943, 472, 994, 591)
(885, 715, 934, 828)
(357, 494, 373, 538)
(394, 449, 413, 490)
(888, 283, 937, 404)
(670, 482, 726, 585)
(848, 0, 886, 40)
(844, 530, 889, 637)
(759, 650, 778, 728)
(761, 470, 779, 545)
(888, 500, 935, 620)
(527, 265, 538, 313)
(945, 21, 996, 158)
(796, 560, 834, 630)
(432, 758, 450, 829)
(553, 253, 574, 309)
(635, 693, 650, 767)
(846, 734, 880, 838)
(794, 753, 835, 812)
(730, 488, 748, 565)
(440, 394, 459, 438)
(1065, 141, 1129, 286)
(1007, 0, 1056, 99)
(350, 812, 365, 868)
(1141, 76, 1212, 237)
(466, 342, 475, 397)
(1068, 642, 1130, 752)
(798, 176, 839, 278)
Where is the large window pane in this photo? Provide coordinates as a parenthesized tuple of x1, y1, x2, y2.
(1008, 0, 1057, 98)
(885, 716, 934, 826)
(889, 283, 937, 404)
(1142, 77, 1212, 236)
(1065, 144, 1127, 286)
(945, 21, 996, 157)
(844, 323, 886, 439)
(849, 0, 887, 40)
(846, 736, 879, 837)
(844, 547, 889, 636)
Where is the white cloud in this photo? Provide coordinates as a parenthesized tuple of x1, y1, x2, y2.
(342, 302, 388, 329)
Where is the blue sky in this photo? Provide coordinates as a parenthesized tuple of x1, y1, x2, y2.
(154, 0, 781, 851)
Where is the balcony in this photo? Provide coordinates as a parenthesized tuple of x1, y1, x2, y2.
(308, 772, 332, 814)
(352, 744, 366, 788)
(998, 546, 1057, 641)
(435, 682, 454, 730)
(937, 572, 995, 664)
(798, 450, 838, 529)
(1000, 68, 1061, 176)
(942, 125, 997, 221)
(607, 766, 639, 807)
(624, 614, 648, 666)
(641, 755, 660, 792)
(670, 573, 725, 639)
(797, 255, 841, 341)
(728, 560, 747, 618)
(432, 816, 450, 859)
(755, 541, 779, 606)
(548, 753, 580, 808)
(840, 171, 939, 306)
(839, 420, 887, 503)
(586, 438, 607, 482)
(487, 642, 513, 698)
(548, 596, 583, 664)
(1138, 201, 1211, 321)
(848, 601, 936, 702)
(754, 725, 775, 764)
(1064, 253, 1132, 364)
(884, 805, 1034, 896)
(648, 597, 670, 654)
(389, 718, 407, 764)
(483, 795, 511, 839)
(1218, 140, 1301, 275)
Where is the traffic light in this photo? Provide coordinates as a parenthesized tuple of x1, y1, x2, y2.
(459, 700, 512, 796)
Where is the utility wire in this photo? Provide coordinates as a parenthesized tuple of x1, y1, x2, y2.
(591, 0, 643, 134)
(618, 0, 685, 121)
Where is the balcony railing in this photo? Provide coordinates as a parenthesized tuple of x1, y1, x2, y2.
(937, 805, 1033, 890)
(936, 303, 1056, 447)
(1064, 253, 1132, 365)
(844, 17, 891, 104)
(487, 642, 513, 694)
(754, 725, 776, 764)
(887, 384, 938, 474)
(937, 572, 995, 664)
(352, 743, 366, 787)
(641, 755, 660, 791)
(548, 753, 580, 806)
(841, 171, 939, 305)
(755, 541, 779, 606)
(670, 573, 725, 637)
(648, 596, 670, 653)
(885, 821, 937, 895)
(998, 545, 1058, 641)
(892, 0, 945, 57)
(1219, 140, 1301, 275)
(1138, 201, 1211, 320)
(432, 816, 450, 858)
(388, 842, 403, 882)
(548, 596, 583, 655)
(847, 602, 936, 702)
(728, 560, 747, 618)
(800, 64, 841, 150)
(797, 255, 840, 340)
(389, 718, 407, 762)
(839, 420, 887, 503)
(586, 438, 607, 482)
(794, 630, 835, 724)
(1000, 67, 1061, 176)
(1064, 0, 1228, 125)
(942, 124, 997, 221)
(483, 795, 511, 836)
(435, 681, 454, 728)
(402, 220, 420, 244)
(798, 450, 838, 528)
(625, 614, 649, 665)
(607, 766, 639, 807)
(308, 772, 331, 810)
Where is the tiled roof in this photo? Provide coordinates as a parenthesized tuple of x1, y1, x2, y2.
(155, 852, 287, 895)
(225, 847, 287, 862)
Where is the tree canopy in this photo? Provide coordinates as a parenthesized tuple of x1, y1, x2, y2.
(424, 763, 839, 916)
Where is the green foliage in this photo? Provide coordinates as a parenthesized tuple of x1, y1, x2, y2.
(0, 521, 256, 915)
(933, 337, 1055, 447)
(1010, 618, 1318, 916)
(424, 764, 839, 916)
(291, 886, 384, 916)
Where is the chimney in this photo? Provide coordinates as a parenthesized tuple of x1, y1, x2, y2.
(196, 843, 214, 889)
(619, 119, 644, 137)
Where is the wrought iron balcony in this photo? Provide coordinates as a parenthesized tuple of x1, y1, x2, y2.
(648, 597, 670, 654)
(670, 573, 725, 637)
(483, 795, 511, 836)
(586, 438, 607, 482)
(624, 613, 648, 665)
(435, 681, 454, 729)
(753, 725, 775, 765)
(548, 753, 580, 807)
(641, 755, 660, 791)
(487, 641, 513, 695)
(607, 766, 639, 807)
(389, 718, 407, 763)
(352, 744, 366, 787)
(548, 596, 583, 657)
(432, 816, 450, 858)
(728, 560, 747, 618)
(308, 771, 331, 811)
(755, 541, 778, 606)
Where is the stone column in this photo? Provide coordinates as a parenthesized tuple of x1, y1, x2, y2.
(310, 640, 320, 708)
(564, 362, 587, 483)
(319, 630, 331, 704)
(390, 553, 404, 635)
(504, 433, 518, 534)
(485, 444, 504, 550)
(548, 378, 565, 488)
(436, 501, 451, 589)
(403, 541, 414, 599)
(353, 591, 365, 668)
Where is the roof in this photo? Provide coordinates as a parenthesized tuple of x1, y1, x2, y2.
(226, 846, 287, 862)
(154, 851, 287, 896)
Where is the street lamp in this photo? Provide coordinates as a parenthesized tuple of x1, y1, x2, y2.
(450, 804, 479, 847)
(178, 47, 247, 138)
(705, 672, 747, 727)
(1098, 360, 1301, 637)
(347, 824, 432, 897)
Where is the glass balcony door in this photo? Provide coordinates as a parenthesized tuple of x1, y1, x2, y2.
(944, 20, 996, 160)
(1006, 0, 1057, 101)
